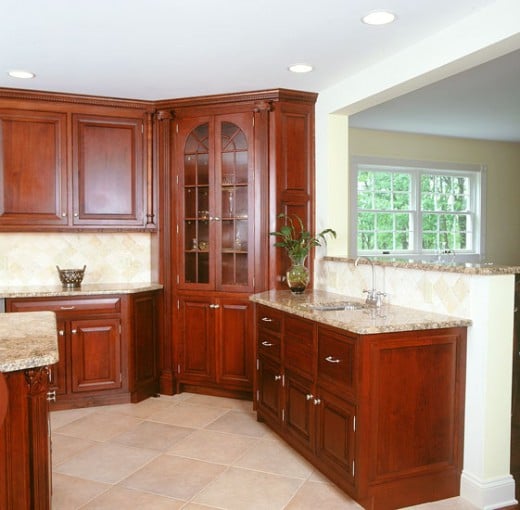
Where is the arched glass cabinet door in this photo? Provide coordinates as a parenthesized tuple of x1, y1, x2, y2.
(182, 121, 211, 286)
(216, 118, 253, 292)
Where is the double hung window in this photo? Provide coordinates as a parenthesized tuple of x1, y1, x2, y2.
(350, 157, 485, 260)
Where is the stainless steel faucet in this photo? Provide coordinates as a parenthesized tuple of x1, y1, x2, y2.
(354, 256, 386, 307)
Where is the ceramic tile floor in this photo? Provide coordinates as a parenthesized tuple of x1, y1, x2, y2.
(50, 393, 478, 509)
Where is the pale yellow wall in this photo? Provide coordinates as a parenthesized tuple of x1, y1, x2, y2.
(349, 128, 520, 265)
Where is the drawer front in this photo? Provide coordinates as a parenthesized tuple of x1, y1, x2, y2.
(256, 305, 283, 334)
(318, 326, 356, 394)
(7, 297, 121, 315)
(257, 329, 281, 361)
(284, 315, 315, 378)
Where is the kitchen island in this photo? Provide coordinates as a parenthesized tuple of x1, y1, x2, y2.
(0, 311, 58, 510)
(251, 289, 470, 510)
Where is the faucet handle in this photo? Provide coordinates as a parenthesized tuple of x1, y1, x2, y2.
(375, 291, 387, 308)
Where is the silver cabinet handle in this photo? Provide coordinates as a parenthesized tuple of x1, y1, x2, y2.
(209, 304, 220, 309)
(60, 306, 75, 310)
(210, 216, 221, 221)
(313, 398, 321, 405)
(274, 375, 282, 381)
(47, 390, 57, 402)
(261, 317, 273, 322)
(325, 355, 341, 364)
(58, 330, 65, 336)
(306, 393, 314, 400)
(261, 340, 273, 347)
(71, 329, 77, 334)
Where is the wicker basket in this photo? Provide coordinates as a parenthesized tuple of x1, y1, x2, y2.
(56, 265, 86, 288)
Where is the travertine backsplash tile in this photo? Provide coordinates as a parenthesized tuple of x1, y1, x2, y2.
(0, 233, 152, 286)
(316, 259, 471, 316)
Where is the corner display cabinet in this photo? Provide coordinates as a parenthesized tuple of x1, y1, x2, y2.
(156, 89, 317, 398)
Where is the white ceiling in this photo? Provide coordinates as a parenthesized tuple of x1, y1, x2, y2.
(349, 48, 520, 142)
(1, 0, 499, 102)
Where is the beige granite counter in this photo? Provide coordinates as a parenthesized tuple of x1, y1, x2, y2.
(0, 282, 163, 299)
(0, 311, 58, 372)
(325, 256, 520, 275)
(250, 289, 471, 335)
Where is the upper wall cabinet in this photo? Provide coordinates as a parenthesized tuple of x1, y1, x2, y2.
(72, 114, 147, 228)
(0, 109, 69, 227)
(0, 90, 155, 232)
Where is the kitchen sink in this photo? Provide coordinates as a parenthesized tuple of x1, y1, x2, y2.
(302, 301, 366, 311)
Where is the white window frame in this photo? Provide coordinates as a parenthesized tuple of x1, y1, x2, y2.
(349, 156, 486, 262)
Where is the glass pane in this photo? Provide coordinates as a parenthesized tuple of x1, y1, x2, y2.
(218, 121, 249, 288)
(183, 123, 210, 285)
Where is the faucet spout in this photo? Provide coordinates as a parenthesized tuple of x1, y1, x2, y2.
(354, 256, 385, 307)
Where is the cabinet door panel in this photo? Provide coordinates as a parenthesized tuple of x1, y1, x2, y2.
(316, 389, 356, 482)
(70, 318, 122, 392)
(178, 297, 215, 383)
(0, 109, 68, 227)
(256, 355, 283, 423)
(284, 370, 314, 452)
(217, 298, 253, 388)
(72, 114, 144, 226)
(284, 315, 315, 379)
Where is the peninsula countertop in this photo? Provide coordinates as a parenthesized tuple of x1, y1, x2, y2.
(0, 282, 163, 299)
(0, 311, 58, 372)
(250, 289, 471, 335)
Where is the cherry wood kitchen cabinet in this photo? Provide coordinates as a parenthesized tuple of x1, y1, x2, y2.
(6, 290, 160, 409)
(0, 108, 69, 227)
(0, 367, 52, 509)
(72, 113, 148, 228)
(154, 89, 317, 396)
(254, 304, 467, 510)
(0, 89, 155, 231)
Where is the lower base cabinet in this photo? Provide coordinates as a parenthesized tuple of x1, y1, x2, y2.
(175, 292, 253, 398)
(0, 367, 51, 510)
(254, 304, 467, 510)
(6, 290, 161, 409)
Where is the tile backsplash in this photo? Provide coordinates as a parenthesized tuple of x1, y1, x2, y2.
(0, 233, 152, 286)
(315, 258, 471, 317)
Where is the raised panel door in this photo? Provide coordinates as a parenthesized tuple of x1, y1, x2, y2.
(256, 355, 283, 424)
(72, 114, 145, 227)
(177, 295, 216, 384)
(284, 369, 314, 453)
(217, 297, 253, 389)
(0, 109, 68, 227)
(315, 388, 356, 483)
(70, 318, 122, 392)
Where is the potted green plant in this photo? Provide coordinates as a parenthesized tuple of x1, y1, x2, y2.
(270, 213, 336, 293)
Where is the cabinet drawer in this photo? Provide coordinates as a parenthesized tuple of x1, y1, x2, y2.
(7, 297, 121, 315)
(256, 305, 283, 334)
(284, 315, 315, 378)
(318, 326, 356, 394)
(257, 330, 281, 361)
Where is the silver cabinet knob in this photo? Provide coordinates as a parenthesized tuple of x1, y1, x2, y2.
(313, 398, 321, 405)
(274, 375, 282, 381)
(71, 329, 77, 334)
(306, 393, 314, 400)
(47, 390, 57, 402)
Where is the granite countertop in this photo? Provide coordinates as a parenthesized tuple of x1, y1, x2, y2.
(0, 311, 59, 372)
(250, 289, 471, 335)
(325, 256, 520, 275)
(0, 282, 163, 299)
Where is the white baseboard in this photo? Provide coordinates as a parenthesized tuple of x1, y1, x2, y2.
(460, 471, 517, 509)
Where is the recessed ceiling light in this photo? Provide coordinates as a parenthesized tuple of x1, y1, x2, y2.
(8, 69, 36, 79)
(361, 10, 396, 26)
(288, 63, 313, 73)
